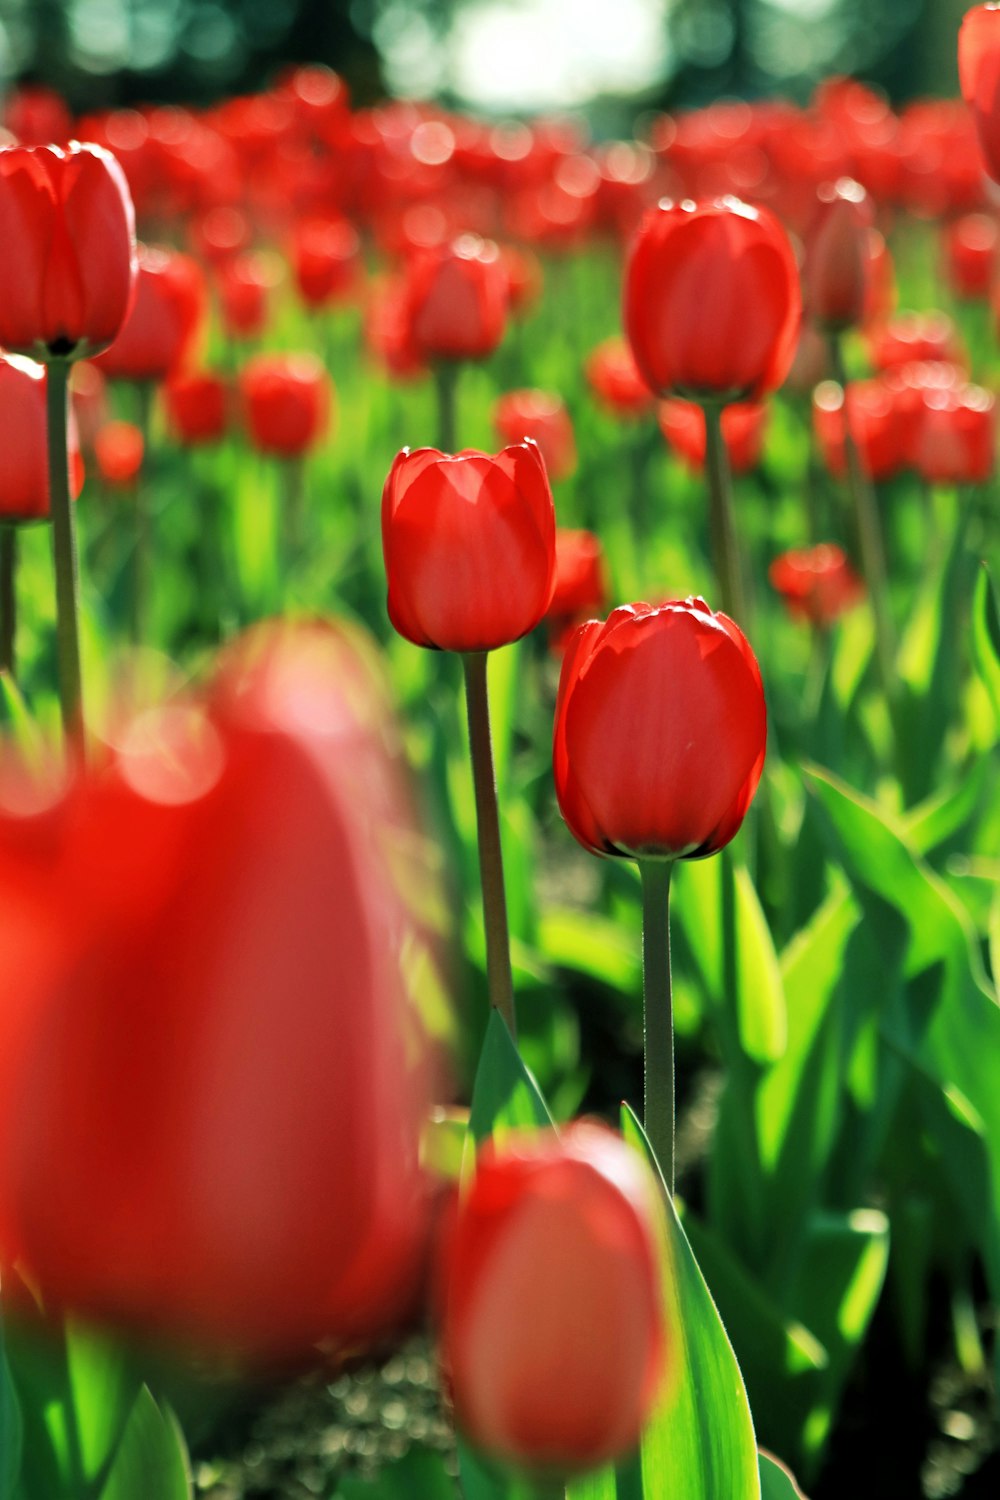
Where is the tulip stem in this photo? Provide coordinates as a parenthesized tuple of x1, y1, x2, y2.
(827, 335, 899, 721)
(434, 359, 459, 453)
(640, 859, 674, 1194)
(132, 380, 154, 646)
(45, 358, 84, 757)
(462, 651, 517, 1042)
(702, 402, 748, 626)
(0, 527, 16, 679)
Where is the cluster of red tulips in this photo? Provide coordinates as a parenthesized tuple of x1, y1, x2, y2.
(0, 4, 996, 1498)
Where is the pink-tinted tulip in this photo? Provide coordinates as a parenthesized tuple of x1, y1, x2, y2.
(382, 443, 556, 652)
(439, 1125, 666, 1475)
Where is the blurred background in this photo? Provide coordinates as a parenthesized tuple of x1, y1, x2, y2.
(0, 0, 973, 125)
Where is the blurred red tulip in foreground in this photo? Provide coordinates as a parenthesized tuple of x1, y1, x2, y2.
(0, 622, 436, 1360)
(439, 1125, 666, 1475)
(0, 143, 137, 363)
(624, 197, 800, 402)
(382, 443, 556, 652)
(555, 598, 766, 860)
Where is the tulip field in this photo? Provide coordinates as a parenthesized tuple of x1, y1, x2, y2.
(0, 10, 999, 1500)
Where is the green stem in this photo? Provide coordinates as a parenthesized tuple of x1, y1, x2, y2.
(45, 359, 84, 755)
(702, 402, 748, 625)
(641, 859, 674, 1193)
(462, 651, 517, 1041)
(131, 381, 154, 646)
(434, 359, 460, 453)
(0, 526, 16, 678)
(283, 456, 306, 568)
(827, 334, 899, 717)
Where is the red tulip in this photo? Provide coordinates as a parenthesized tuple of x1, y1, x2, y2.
(546, 529, 608, 652)
(493, 389, 577, 482)
(585, 337, 656, 419)
(405, 234, 508, 362)
(0, 622, 434, 1359)
(364, 275, 427, 381)
(0, 143, 136, 362)
(0, 357, 83, 522)
(802, 178, 874, 332)
(4, 85, 72, 146)
(912, 382, 996, 485)
(813, 379, 905, 481)
(382, 443, 556, 652)
(658, 398, 767, 476)
(623, 197, 800, 402)
(554, 598, 766, 860)
(239, 353, 331, 458)
(438, 1125, 666, 1475)
(769, 544, 864, 626)
(164, 370, 229, 446)
(291, 216, 361, 308)
(959, 4, 1000, 183)
(94, 421, 144, 489)
(943, 213, 999, 299)
(96, 245, 206, 382)
(70, 360, 109, 452)
(217, 252, 277, 341)
(868, 311, 963, 372)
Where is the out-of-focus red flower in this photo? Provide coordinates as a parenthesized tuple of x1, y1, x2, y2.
(585, 338, 656, 419)
(498, 243, 543, 317)
(70, 361, 109, 453)
(769, 544, 864, 626)
(868, 311, 964, 372)
(943, 213, 999, 299)
(382, 443, 555, 653)
(959, 4, 1000, 183)
(217, 252, 279, 341)
(0, 622, 436, 1360)
(659, 398, 767, 475)
(164, 371, 229, 447)
(405, 234, 508, 362)
(239, 353, 331, 458)
(0, 143, 137, 363)
(912, 382, 996, 485)
(95, 421, 144, 489)
(784, 325, 830, 396)
(291, 216, 361, 308)
(96, 245, 206, 382)
(0, 357, 83, 521)
(623, 197, 801, 402)
(863, 230, 897, 326)
(190, 205, 252, 268)
(438, 1125, 666, 1476)
(493, 389, 576, 482)
(554, 597, 766, 861)
(4, 86, 72, 146)
(813, 379, 904, 481)
(802, 178, 874, 332)
(365, 276, 427, 381)
(546, 529, 608, 653)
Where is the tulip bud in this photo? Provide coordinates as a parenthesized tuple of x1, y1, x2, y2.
(239, 353, 331, 458)
(803, 178, 874, 332)
(554, 598, 766, 861)
(623, 197, 801, 403)
(381, 443, 556, 653)
(439, 1125, 666, 1476)
(493, 389, 577, 482)
(0, 143, 137, 363)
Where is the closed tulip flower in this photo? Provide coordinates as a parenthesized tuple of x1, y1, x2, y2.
(943, 213, 999, 300)
(658, 398, 767, 476)
(382, 442, 556, 652)
(623, 197, 800, 403)
(291, 215, 361, 308)
(0, 622, 433, 1359)
(585, 337, 656, 419)
(97, 245, 206, 382)
(960, 5, 1000, 183)
(164, 369, 229, 446)
(554, 598, 766, 861)
(405, 234, 508, 362)
(769, 544, 864, 626)
(240, 353, 331, 458)
(493, 389, 577, 481)
(913, 383, 996, 485)
(439, 1125, 666, 1476)
(803, 179, 874, 332)
(546, 528, 608, 654)
(0, 143, 136, 362)
(813, 379, 905, 482)
(0, 356, 83, 521)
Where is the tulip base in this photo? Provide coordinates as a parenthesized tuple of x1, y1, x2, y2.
(462, 651, 517, 1041)
(0, 527, 16, 678)
(640, 859, 674, 1194)
(45, 359, 85, 755)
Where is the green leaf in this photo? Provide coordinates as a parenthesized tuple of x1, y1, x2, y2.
(758, 1452, 807, 1498)
(337, 1446, 456, 1499)
(538, 908, 641, 998)
(0, 1312, 22, 1500)
(567, 1466, 620, 1500)
(0, 673, 45, 765)
(65, 1321, 140, 1487)
(621, 1105, 761, 1500)
(467, 1010, 553, 1147)
(971, 564, 1000, 725)
(97, 1387, 190, 1500)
